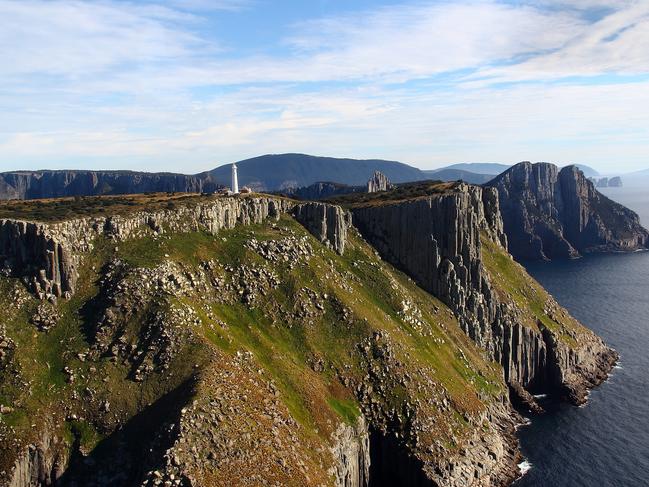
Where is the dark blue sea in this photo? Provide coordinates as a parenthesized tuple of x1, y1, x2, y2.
(515, 188, 649, 487)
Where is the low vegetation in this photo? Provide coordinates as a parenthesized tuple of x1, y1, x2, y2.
(0, 213, 506, 485)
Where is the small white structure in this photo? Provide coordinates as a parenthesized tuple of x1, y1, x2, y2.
(231, 163, 239, 194)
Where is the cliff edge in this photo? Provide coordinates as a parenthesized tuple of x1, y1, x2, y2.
(0, 186, 617, 487)
(488, 162, 648, 261)
(345, 181, 617, 407)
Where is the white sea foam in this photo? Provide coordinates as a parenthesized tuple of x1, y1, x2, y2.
(518, 460, 532, 476)
(533, 394, 547, 399)
(515, 417, 532, 430)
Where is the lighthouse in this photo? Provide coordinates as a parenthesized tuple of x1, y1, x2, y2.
(231, 163, 239, 194)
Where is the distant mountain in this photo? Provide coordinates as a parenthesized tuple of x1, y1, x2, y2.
(488, 162, 648, 261)
(0, 154, 426, 200)
(421, 168, 493, 184)
(429, 163, 511, 175)
(571, 164, 600, 177)
(285, 181, 363, 200)
(208, 153, 426, 191)
(0, 170, 219, 201)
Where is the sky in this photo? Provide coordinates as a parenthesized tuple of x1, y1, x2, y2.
(0, 0, 648, 174)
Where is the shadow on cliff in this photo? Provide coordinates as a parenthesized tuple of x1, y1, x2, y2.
(368, 429, 436, 487)
(56, 376, 196, 487)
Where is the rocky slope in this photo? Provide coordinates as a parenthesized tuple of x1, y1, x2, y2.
(0, 171, 222, 201)
(488, 162, 648, 261)
(0, 187, 616, 487)
(346, 181, 616, 406)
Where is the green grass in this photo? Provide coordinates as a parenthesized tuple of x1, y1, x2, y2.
(327, 397, 361, 425)
(481, 233, 579, 345)
(68, 420, 103, 453)
(1, 211, 513, 477)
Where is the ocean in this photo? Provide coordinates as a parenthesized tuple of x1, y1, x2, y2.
(514, 187, 649, 487)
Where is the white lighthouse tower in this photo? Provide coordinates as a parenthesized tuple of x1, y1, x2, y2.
(231, 163, 239, 194)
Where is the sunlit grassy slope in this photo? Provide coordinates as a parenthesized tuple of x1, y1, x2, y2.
(0, 215, 507, 484)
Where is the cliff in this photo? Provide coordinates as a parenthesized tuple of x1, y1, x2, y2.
(0, 195, 349, 299)
(366, 171, 393, 193)
(349, 182, 616, 405)
(0, 170, 222, 201)
(488, 162, 647, 261)
(292, 202, 350, 254)
(0, 191, 520, 487)
(0, 186, 615, 487)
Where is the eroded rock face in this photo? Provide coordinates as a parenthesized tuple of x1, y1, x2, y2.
(330, 417, 370, 487)
(0, 186, 615, 487)
(0, 197, 350, 299)
(351, 184, 615, 403)
(8, 423, 66, 487)
(488, 162, 648, 261)
(293, 202, 351, 255)
(366, 172, 393, 193)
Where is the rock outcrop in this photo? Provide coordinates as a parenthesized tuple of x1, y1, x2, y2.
(350, 183, 616, 403)
(293, 202, 351, 255)
(8, 424, 66, 487)
(488, 162, 647, 261)
(330, 417, 370, 487)
(0, 170, 222, 201)
(366, 171, 393, 193)
(608, 176, 623, 187)
(0, 196, 350, 299)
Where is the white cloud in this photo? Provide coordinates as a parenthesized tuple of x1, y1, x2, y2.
(0, 0, 648, 173)
(475, 1, 649, 82)
(0, 0, 214, 79)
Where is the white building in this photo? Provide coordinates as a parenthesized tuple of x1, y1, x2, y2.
(231, 163, 239, 194)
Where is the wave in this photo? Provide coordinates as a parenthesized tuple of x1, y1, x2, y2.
(515, 416, 532, 430)
(518, 460, 533, 476)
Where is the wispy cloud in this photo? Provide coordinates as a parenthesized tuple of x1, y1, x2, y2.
(0, 0, 647, 173)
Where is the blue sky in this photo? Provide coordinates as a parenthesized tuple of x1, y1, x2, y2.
(1, 0, 648, 174)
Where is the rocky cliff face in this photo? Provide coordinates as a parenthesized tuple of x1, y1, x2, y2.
(0, 185, 617, 487)
(0, 197, 350, 300)
(366, 171, 393, 193)
(0, 170, 221, 201)
(488, 162, 648, 261)
(293, 202, 351, 255)
(350, 183, 616, 404)
(7, 423, 66, 487)
(330, 417, 370, 487)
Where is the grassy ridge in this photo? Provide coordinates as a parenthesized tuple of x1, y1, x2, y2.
(481, 233, 581, 345)
(0, 214, 507, 484)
